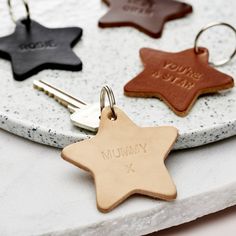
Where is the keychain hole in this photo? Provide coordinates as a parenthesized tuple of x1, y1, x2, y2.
(20, 18, 31, 29)
(107, 112, 117, 121)
(21, 18, 28, 24)
(195, 47, 206, 55)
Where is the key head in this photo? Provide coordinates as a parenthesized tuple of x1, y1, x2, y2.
(70, 103, 100, 132)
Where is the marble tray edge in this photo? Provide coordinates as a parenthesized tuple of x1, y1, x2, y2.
(34, 182, 236, 236)
(0, 111, 235, 150)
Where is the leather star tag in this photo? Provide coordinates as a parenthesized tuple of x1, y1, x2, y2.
(62, 106, 178, 213)
(0, 19, 83, 81)
(99, 0, 193, 38)
(124, 47, 234, 116)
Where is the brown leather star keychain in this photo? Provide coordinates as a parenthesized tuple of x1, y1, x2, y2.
(62, 86, 178, 213)
(99, 0, 193, 38)
(124, 22, 236, 116)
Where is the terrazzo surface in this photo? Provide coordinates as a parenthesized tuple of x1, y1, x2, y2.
(0, 0, 235, 149)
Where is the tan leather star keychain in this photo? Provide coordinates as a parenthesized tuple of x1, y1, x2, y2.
(124, 22, 236, 116)
(62, 86, 178, 213)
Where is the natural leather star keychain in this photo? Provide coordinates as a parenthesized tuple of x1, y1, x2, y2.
(124, 22, 236, 116)
(0, 0, 83, 81)
(99, 0, 193, 38)
(62, 86, 178, 213)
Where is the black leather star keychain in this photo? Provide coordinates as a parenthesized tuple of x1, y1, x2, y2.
(0, 0, 83, 81)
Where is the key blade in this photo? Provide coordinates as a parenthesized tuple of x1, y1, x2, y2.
(33, 80, 87, 110)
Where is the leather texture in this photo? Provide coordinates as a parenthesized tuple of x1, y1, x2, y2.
(0, 19, 83, 81)
(99, 0, 193, 38)
(62, 106, 178, 213)
(124, 47, 234, 116)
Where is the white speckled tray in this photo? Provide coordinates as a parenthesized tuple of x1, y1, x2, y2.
(0, 0, 235, 149)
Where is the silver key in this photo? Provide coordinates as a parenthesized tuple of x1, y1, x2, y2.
(33, 80, 100, 132)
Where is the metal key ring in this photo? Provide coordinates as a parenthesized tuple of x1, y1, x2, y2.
(194, 22, 236, 67)
(100, 85, 117, 120)
(8, 0, 31, 25)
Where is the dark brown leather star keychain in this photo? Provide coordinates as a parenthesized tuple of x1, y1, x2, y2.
(0, 0, 83, 81)
(124, 22, 236, 116)
(99, 0, 193, 38)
